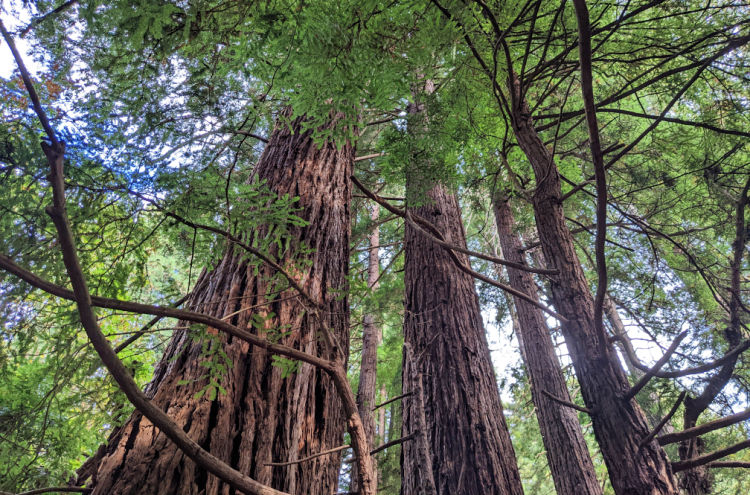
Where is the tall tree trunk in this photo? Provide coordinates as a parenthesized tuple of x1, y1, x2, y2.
(88, 114, 354, 495)
(401, 180, 524, 495)
(492, 192, 602, 495)
(351, 203, 381, 493)
(377, 383, 387, 442)
(507, 75, 679, 495)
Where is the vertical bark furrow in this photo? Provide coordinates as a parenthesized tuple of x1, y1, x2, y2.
(89, 114, 354, 495)
(401, 182, 524, 495)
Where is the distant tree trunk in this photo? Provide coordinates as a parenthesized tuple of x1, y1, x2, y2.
(401, 179, 524, 495)
(88, 113, 354, 495)
(508, 74, 679, 495)
(351, 203, 381, 493)
(492, 192, 602, 495)
(377, 383, 387, 442)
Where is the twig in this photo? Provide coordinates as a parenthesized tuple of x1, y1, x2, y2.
(113, 294, 190, 354)
(373, 392, 412, 411)
(354, 152, 388, 162)
(265, 445, 351, 467)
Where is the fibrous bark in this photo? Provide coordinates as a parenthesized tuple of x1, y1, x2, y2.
(401, 179, 524, 495)
(492, 192, 602, 495)
(508, 75, 679, 495)
(88, 113, 354, 495)
(351, 202, 381, 493)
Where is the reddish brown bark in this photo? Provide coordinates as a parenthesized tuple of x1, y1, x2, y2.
(401, 181, 524, 495)
(492, 193, 602, 495)
(351, 203, 381, 493)
(508, 75, 679, 495)
(88, 114, 355, 495)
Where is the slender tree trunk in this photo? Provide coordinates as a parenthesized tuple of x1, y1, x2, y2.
(377, 383, 387, 442)
(507, 75, 679, 495)
(492, 192, 602, 495)
(401, 179, 524, 495)
(351, 203, 381, 493)
(88, 114, 354, 495)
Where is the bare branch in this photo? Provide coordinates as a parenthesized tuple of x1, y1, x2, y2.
(373, 392, 412, 411)
(542, 389, 594, 415)
(659, 407, 750, 446)
(638, 391, 686, 450)
(351, 175, 567, 323)
(265, 445, 351, 467)
(623, 331, 688, 400)
(672, 439, 750, 473)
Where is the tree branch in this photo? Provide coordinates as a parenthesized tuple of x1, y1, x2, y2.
(638, 391, 686, 450)
(671, 439, 750, 473)
(623, 331, 688, 400)
(373, 392, 412, 411)
(571, 0, 609, 341)
(659, 407, 750, 446)
(352, 175, 567, 323)
(542, 389, 593, 414)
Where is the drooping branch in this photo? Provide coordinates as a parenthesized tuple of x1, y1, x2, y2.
(0, 252, 336, 372)
(0, 488, 91, 495)
(265, 445, 352, 467)
(617, 330, 750, 379)
(707, 461, 750, 469)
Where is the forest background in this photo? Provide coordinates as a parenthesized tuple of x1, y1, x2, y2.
(0, 0, 749, 494)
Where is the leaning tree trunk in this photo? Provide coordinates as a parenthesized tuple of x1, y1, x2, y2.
(351, 203, 381, 493)
(88, 113, 354, 495)
(401, 180, 524, 495)
(492, 192, 602, 495)
(508, 75, 679, 495)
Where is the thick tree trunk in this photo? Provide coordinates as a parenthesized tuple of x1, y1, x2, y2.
(492, 193, 602, 495)
(508, 76, 679, 495)
(88, 114, 354, 495)
(401, 181, 524, 495)
(351, 203, 381, 493)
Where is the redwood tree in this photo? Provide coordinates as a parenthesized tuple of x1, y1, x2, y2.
(492, 191, 602, 495)
(401, 174, 523, 493)
(86, 114, 355, 495)
(507, 76, 678, 494)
